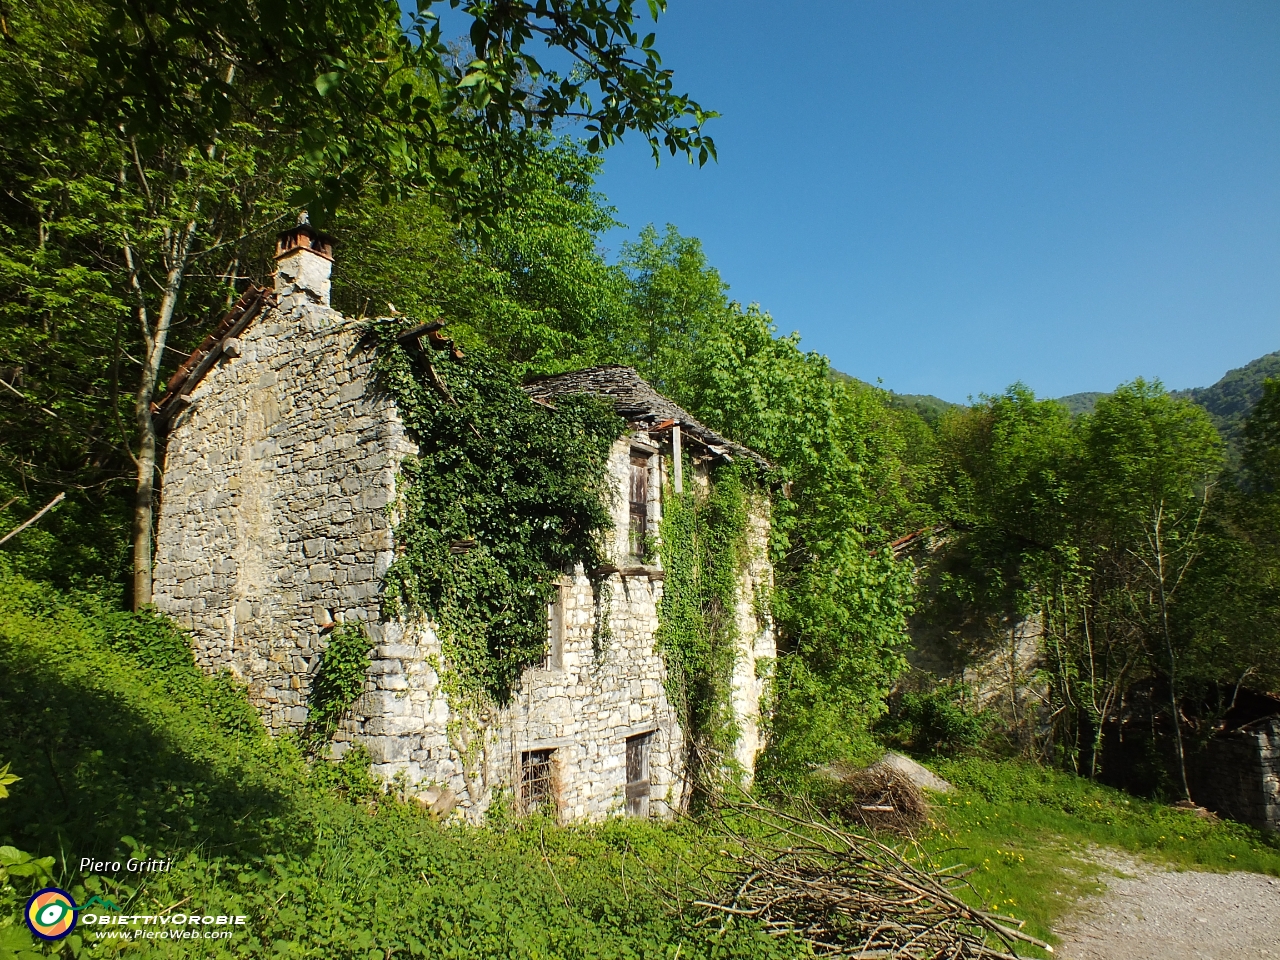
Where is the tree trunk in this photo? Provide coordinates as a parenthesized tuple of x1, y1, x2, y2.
(1152, 506, 1193, 801)
(129, 219, 198, 610)
(1163, 624, 1192, 801)
(131, 412, 158, 608)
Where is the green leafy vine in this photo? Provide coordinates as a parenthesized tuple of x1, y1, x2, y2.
(655, 461, 752, 782)
(372, 323, 624, 702)
(308, 621, 372, 734)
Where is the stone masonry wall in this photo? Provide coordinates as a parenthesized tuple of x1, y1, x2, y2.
(338, 563, 683, 822)
(1189, 717, 1280, 832)
(339, 437, 776, 822)
(730, 495, 775, 778)
(335, 435, 705, 823)
(153, 284, 410, 731)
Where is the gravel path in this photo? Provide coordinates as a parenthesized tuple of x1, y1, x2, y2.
(1055, 850, 1280, 960)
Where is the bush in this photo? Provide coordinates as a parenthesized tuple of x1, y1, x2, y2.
(308, 621, 372, 734)
(876, 684, 990, 756)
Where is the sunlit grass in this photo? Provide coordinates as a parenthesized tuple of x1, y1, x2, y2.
(896, 755, 1280, 956)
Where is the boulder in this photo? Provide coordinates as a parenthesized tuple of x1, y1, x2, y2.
(871, 752, 953, 794)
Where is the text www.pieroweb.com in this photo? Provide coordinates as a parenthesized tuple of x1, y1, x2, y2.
(93, 928, 235, 940)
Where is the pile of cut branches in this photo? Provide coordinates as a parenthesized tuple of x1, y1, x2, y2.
(816, 762, 930, 832)
(694, 802, 1052, 959)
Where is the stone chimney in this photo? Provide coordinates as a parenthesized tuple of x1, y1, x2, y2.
(274, 212, 335, 305)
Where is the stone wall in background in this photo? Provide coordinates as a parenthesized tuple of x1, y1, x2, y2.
(1189, 716, 1280, 833)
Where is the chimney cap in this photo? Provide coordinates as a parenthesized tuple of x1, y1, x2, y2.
(275, 212, 335, 262)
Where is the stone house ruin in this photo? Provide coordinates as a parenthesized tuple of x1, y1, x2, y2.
(150, 219, 775, 823)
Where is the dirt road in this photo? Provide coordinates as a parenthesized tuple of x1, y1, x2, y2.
(1055, 851, 1280, 960)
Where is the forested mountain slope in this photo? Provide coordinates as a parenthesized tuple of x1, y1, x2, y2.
(1054, 391, 1107, 416)
(840, 348, 1279, 441)
(831, 371, 960, 425)
(1043, 350, 1280, 463)
(840, 346, 1280, 442)
(1174, 350, 1280, 462)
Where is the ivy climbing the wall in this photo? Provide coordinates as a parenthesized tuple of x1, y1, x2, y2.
(309, 621, 372, 735)
(373, 323, 624, 702)
(655, 461, 752, 784)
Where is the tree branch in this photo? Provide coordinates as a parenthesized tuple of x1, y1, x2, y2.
(0, 492, 66, 547)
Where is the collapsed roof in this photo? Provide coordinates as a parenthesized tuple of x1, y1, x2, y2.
(522, 365, 770, 470)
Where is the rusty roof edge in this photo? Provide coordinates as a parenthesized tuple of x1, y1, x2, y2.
(153, 285, 275, 431)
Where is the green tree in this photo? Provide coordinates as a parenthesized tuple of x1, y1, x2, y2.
(669, 306, 916, 780)
(932, 386, 1078, 608)
(923, 381, 1240, 785)
(78, 0, 718, 218)
(618, 223, 727, 390)
(1172, 377, 1280, 716)
(332, 139, 632, 377)
(925, 386, 1083, 753)
(1080, 380, 1222, 798)
(1, 0, 305, 604)
(1243, 378, 1280, 494)
(1, 0, 716, 607)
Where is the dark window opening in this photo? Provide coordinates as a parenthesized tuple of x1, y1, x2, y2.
(625, 733, 652, 817)
(520, 749, 555, 813)
(629, 454, 650, 559)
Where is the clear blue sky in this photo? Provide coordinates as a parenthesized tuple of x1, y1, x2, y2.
(581, 1, 1279, 403)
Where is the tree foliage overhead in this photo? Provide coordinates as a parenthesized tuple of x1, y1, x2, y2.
(70, 0, 717, 217)
(331, 139, 634, 376)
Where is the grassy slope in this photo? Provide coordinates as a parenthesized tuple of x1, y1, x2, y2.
(0, 573, 795, 960)
(910, 756, 1280, 956)
(4, 572, 1278, 958)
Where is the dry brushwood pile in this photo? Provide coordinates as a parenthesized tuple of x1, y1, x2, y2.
(820, 764, 930, 832)
(694, 803, 1052, 959)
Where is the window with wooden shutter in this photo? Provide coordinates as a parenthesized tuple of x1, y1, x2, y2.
(629, 454, 649, 559)
(520, 749, 556, 814)
(625, 732, 652, 817)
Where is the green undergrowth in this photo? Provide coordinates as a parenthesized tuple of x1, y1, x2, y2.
(0, 571, 798, 959)
(305, 621, 371, 738)
(9, 568, 1279, 959)
(904, 754, 1280, 955)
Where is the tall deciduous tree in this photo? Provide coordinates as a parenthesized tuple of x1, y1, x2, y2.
(330, 138, 633, 375)
(618, 224, 727, 390)
(670, 306, 917, 779)
(926, 380, 1242, 790)
(1081, 381, 1222, 798)
(1, 0, 716, 609)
